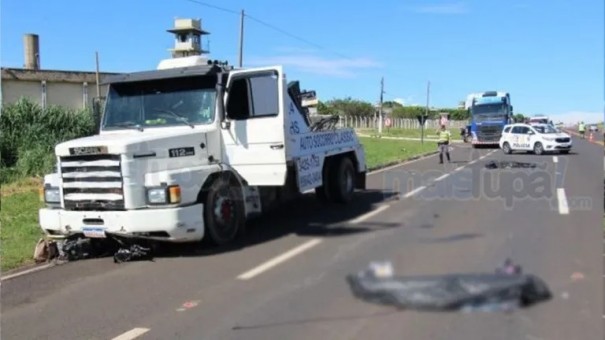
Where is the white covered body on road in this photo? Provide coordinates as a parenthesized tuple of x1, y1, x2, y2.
(39, 57, 367, 245)
(499, 123, 572, 155)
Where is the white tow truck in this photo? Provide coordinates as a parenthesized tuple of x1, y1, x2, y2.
(39, 56, 367, 246)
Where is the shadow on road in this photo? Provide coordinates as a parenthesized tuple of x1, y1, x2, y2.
(232, 310, 399, 330)
(147, 190, 400, 258)
(417, 233, 483, 244)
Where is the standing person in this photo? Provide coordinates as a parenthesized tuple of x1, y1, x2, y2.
(578, 121, 586, 139)
(437, 124, 451, 164)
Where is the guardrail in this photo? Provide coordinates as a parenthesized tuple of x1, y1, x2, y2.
(334, 116, 468, 130)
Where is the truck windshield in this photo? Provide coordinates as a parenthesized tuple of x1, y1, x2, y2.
(102, 76, 216, 130)
(472, 103, 507, 123)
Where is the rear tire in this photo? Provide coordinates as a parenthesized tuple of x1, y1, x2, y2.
(328, 157, 356, 204)
(203, 173, 246, 246)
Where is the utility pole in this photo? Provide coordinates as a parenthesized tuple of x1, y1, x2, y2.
(238, 10, 245, 68)
(421, 80, 430, 144)
(378, 76, 384, 134)
(95, 51, 100, 98)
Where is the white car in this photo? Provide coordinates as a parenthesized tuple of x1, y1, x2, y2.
(499, 123, 572, 155)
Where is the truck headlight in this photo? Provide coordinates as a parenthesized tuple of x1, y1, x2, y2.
(146, 185, 181, 204)
(41, 186, 60, 203)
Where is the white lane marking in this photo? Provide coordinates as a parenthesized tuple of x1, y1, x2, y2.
(1, 263, 55, 281)
(403, 185, 426, 198)
(111, 328, 150, 340)
(349, 205, 390, 224)
(553, 156, 558, 163)
(434, 173, 449, 181)
(237, 238, 323, 280)
(556, 188, 569, 215)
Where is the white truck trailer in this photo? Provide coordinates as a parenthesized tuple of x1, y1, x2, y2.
(39, 56, 367, 246)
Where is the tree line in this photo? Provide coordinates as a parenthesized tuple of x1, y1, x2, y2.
(316, 97, 528, 121)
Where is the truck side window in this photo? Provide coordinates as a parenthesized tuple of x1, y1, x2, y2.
(226, 73, 279, 120)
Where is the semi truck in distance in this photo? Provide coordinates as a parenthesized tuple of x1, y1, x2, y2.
(465, 91, 514, 147)
(39, 55, 368, 247)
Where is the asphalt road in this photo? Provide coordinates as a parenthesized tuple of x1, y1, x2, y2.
(2, 136, 603, 340)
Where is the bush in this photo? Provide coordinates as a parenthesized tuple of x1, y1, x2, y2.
(0, 98, 96, 182)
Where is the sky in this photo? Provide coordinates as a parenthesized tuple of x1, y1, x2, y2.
(2, 0, 603, 124)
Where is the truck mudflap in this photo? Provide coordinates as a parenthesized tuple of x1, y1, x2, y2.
(355, 171, 367, 190)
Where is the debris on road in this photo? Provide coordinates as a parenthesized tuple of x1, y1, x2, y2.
(113, 244, 154, 263)
(346, 259, 552, 313)
(484, 161, 538, 169)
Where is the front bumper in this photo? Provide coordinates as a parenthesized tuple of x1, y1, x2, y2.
(39, 204, 205, 242)
(542, 141, 572, 152)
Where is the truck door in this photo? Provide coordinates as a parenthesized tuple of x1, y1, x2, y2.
(222, 66, 287, 186)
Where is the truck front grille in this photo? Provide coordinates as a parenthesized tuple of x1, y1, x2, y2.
(60, 154, 125, 210)
(555, 137, 570, 143)
(477, 126, 502, 141)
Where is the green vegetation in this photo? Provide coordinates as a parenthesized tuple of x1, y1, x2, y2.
(359, 136, 438, 170)
(1, 98, 97, 271)
(357, 127, 461, 140)
(1, 179, 45, 271)
(318, 97, 469, 120)
(1, 98, 97, 184)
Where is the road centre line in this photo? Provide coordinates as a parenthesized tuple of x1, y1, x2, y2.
(349, 205, 390, 224)
(434, 173, 449, 181)
(111, 328, 150, 340)
(553, 156, 558, 163)
(556, 188, 569, 215)
(403, 186, 426, 198)
(1, 263, 55, 282)
(236, 238, 323, 280)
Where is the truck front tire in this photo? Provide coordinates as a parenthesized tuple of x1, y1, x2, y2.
(203, 173, 246, 246)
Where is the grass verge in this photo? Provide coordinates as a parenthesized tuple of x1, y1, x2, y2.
(357, 127, 461, 140)
(0, 137, 437, 272)
(1, 178, 45, 272)
(359, 136, 439, 170)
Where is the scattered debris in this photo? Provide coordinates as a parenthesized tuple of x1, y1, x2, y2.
(346, 259, 552, 313)
(62, 238, 96, 261)
(33, 238, 59, 263)
(113, 244, 154, 263)
(484, 160, 538, 169)
(570, 272, 585, 282)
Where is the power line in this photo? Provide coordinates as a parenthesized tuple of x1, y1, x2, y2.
(184, 0, 239, 15)
(183, 0, 354, 60)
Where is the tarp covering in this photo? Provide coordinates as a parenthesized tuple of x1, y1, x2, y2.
(346, 261, 552, 312)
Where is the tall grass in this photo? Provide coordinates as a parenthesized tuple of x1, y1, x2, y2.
(1, 98, 97, 183)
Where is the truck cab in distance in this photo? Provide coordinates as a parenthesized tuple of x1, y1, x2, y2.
(39, 56, 367, 246)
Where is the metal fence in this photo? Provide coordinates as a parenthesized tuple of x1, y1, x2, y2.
(336, 116, 468, 130)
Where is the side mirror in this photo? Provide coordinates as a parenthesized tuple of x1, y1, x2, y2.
(221, 121, 231, 129)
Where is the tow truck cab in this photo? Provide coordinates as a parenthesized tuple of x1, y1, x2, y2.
(39, 56, 367, 246)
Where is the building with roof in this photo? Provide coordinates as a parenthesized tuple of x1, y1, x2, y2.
(1, 34, 119, 110)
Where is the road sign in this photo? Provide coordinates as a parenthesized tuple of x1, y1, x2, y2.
(385, 117, 392, 127)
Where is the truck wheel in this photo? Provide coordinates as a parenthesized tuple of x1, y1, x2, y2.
(533, 142, 544, 155)
(203, 173, 245, 246)
(502, 142, 512, 154)
(328, 157, 355, 204)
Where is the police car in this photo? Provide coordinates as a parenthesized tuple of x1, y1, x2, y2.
(499, 123, 572, 155)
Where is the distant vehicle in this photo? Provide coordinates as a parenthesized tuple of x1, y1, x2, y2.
(528, 115, 550, 125)
(499, 123, 572, 155)
(589, 124, 599, 132)
(464, 91, 513, 148)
